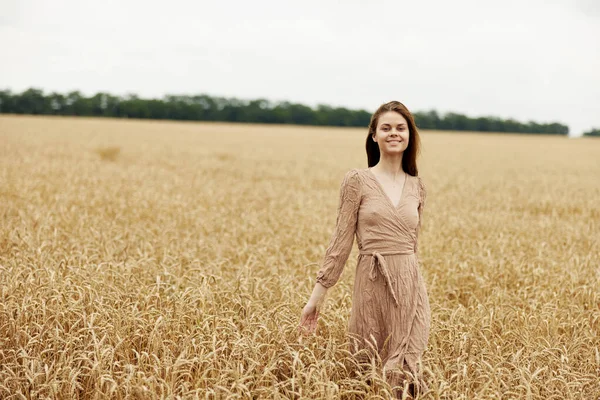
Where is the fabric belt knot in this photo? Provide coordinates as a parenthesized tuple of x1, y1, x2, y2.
(359, 250, 414, 308)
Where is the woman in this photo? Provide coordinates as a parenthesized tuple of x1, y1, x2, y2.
(299, 101, 430, 397)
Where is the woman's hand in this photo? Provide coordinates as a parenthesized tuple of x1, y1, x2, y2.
(298, 282, 328, 335)
(298, 302, 319, 334)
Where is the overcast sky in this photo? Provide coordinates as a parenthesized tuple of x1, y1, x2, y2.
(1, 0, 599, 136)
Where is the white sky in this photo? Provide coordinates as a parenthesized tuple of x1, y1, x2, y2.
(1, 0, 599, 136)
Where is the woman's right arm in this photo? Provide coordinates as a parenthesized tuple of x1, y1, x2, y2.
(299, 169, 361, 333)
(298, 282, 328, 333)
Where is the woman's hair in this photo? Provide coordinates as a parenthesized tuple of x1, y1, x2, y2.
(365, 101, 421, 176)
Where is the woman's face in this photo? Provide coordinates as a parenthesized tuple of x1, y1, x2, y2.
(372, 111, 410, 155)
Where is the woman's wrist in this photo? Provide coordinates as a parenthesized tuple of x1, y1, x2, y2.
(307, 283, 328, 308)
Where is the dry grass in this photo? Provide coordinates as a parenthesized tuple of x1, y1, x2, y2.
(95, 146, 121, 162)
(0, 115, 599, 399)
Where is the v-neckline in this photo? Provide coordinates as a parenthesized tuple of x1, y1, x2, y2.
(367, 168, 408, 209)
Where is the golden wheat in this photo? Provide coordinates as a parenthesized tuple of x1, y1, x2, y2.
(0, 115, 599, 399)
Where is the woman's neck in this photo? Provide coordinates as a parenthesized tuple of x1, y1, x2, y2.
(373, 154, 404, 179)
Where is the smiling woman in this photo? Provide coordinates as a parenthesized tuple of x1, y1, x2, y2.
(299, 101, 429, 398)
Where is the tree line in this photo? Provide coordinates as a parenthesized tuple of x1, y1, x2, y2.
(582, 128, 600, 137)
(0, 88, 570, 135)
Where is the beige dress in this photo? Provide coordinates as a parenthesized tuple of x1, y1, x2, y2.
(316, 168, 430, 394)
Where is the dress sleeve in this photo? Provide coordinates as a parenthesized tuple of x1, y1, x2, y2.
(414, 176, 427, 256)
(315, 169, 361, 288)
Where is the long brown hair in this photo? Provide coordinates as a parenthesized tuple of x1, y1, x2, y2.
(365, 101, 421, 176)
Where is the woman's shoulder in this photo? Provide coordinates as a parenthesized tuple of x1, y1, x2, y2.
(414, 174, 425, 187)
(339, 168, 365, 194)
(414, 175, 427, 201)
(343, 168, 368, 181)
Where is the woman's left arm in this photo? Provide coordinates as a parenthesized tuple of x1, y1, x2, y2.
(415, 177, 427, 256)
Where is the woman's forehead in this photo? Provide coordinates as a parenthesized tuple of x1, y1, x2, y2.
(378, 111, 407, 125)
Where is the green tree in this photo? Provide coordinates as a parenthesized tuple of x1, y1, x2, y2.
(0, 87, 571, 135)
(583, 128, 600, 137)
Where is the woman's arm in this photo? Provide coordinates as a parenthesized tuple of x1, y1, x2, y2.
(299, 169, 361, 333)
(315, 169, 361, 288)
(299, 282, 328, 333)
(414, 176, 427, 256)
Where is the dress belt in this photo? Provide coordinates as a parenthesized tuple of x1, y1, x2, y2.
(359, 250, 414, 307)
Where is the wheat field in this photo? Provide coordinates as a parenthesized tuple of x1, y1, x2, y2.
(0, 115, 599, 399)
